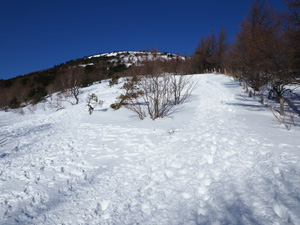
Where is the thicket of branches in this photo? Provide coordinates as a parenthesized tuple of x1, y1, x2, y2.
(190, 27, 229, 74)
(111, 72, 196, 120)
(227, 0, 300, 116)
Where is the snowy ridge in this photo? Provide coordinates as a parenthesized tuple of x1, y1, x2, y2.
(84, 51, 185, 67)
(0, 74, 300, 224)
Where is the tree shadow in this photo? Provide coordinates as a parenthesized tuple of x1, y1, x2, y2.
(190, 170, 300, 224)
(225, 93, 269, 112)
(223, 82, 242, 89)
(285, 98, 300, 116)
(95, 108, 109, 112)
(191, 190, 263, 225)
(227, 102, 269, 112)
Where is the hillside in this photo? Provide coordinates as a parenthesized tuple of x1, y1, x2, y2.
(1, 74, 300, 224)
(0, 51, 187, 109)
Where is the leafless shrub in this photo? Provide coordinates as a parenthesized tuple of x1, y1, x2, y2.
(26, 104, 37, 114)
(126, 101, 146, 120)
(115, 74, 196, 120)
(140, 73, 173, 119)
(170, 74, 197, 105)
(14, 108, 25, 115)
(47, 93, 65, 111)
(269, 102, 295, 130)
(41, 102, 47, 111)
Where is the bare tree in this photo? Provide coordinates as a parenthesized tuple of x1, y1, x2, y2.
(59, 67, 82, 105)
(266, 0, 300, 115)
(216, 26, 229, 73)
(191, 28, 229, 74)
(228, 0, 282, 105)
(226, 0, 300, 118)
(47, 93, 65, 111)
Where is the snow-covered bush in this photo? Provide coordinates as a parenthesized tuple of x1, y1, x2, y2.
(110, 76, 143, 117)
(86, 93, 103, 115)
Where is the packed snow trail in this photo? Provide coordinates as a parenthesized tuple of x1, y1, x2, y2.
(1, 74, 300, 224)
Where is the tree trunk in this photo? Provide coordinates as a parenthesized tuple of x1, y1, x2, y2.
(249, 90, 253, 97)
(279, 97, 284, 116)
(260, 94, 264, 104)
(245, 84, 249, 93)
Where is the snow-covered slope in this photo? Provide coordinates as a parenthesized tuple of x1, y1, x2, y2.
(1, 74, 300, 224)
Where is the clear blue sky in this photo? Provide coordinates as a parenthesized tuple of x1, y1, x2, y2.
(0, 0, 285, 80)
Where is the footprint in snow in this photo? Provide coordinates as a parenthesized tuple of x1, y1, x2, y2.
(204, 177, 212, 186)
(182, 192, 192, 199)
(197, 208, 208, 224)
(207, 155, 214, 165)
(181, 138, 188, 143)
(263, 143, 275, 148)
(279, 143, 293, 148)
(142, 204, 151, 216)
(165, 170, 174, 179)
(211, 169, 221, 178)
(100, 200, 110, 211)
(221, 137, 228, 143)
(197, 207, 207, 216)
(273, 167, 280, 175)
(210, 145, 217, 154)
(273, 203, 290, 221)
(196, 171, 205, 179)
(228, 140, 235, 146)
(198, 159, 206, 166)
(198, 186, 208, 195)
(179, 169, 187, 175)
(171, 161, 182, 169)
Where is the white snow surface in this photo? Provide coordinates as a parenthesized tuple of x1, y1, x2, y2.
(1, 74, 300, 225)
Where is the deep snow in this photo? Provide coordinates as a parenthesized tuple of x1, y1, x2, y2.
(0, 74, 300, 225)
